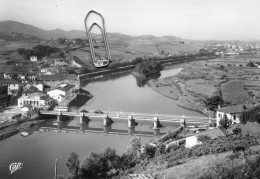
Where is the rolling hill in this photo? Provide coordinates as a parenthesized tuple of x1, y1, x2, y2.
(0, 20, 200, 66)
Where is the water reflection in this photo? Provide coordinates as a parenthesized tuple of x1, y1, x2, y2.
(81, 70, 132, 86)
(40, 118, 168, 137)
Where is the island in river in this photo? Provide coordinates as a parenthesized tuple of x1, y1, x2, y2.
(132, 58, 163, 79)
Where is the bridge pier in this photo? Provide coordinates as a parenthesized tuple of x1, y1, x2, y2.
(127, 115, 138, 128)
(153, 117, 162, 129)
(103, 125, 112, 133)
(79, 115, 90, 125)
(180, 118, 186, 127)
(56, 111, 64, 123)
(57, 114, 61, 122)
(80, 123, 89, 132)
(103, 114, 113, 126)
(153, 128, 160, 136)
(128, 127, 135, 135)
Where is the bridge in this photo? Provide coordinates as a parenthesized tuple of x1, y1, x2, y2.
(39, 110, 215, 129)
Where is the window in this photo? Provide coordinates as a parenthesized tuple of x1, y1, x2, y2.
(233, 115, 236, 120)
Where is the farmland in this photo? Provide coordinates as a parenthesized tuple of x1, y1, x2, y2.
(149, 54, 260, 114)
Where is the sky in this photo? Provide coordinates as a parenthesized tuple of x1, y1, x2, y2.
(0, 0, 260, 40)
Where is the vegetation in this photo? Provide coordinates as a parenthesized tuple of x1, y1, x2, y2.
(246, 61, 256, 67)
(239, 105, 260, 124)
(80, 147, 120, 178)
(197, 135, 211, 143)
(203, 94, 224, 111)
(66, 152, 80, 178)
(133, 58, 163, 78)
(17, 45, 62, 60)
(221, 80, 254, 104)
(219, 114, 232, 134)
(199, 153, 260, 179)
(65, 128, 260, 178)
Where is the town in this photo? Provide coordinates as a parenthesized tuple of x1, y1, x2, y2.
(1, 0, 260, 179)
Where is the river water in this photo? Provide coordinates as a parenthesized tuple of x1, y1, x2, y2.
(0, 67, 204, 179)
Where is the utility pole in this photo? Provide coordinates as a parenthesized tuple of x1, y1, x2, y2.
(55, 159, 57, 179)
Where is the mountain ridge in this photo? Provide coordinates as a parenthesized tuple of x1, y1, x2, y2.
(0, 20, 182, 42)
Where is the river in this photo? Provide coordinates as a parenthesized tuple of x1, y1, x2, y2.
(0, 67, 204, 179)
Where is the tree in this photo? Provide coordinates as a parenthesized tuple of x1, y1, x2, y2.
(219, 114, 232, 134)
(203, 95, 224, 111)
(66, 152, 80, 178)
(80, 147, 120, 178)
(142, 144, 156, 158)
(246, 61, 255, 67)
(126, 136, 142, 158)
(239, 105, 260, 124)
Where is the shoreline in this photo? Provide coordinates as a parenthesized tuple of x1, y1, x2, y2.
(0, 118, 43, 141)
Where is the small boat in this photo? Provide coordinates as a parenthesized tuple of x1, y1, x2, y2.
(20, 131, 30, 137)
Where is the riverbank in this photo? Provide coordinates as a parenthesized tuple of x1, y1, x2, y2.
(148, 56, 260, 115)
(0, 118, 42, 141)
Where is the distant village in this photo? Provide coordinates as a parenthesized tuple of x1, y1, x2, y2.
(0, 41, 94, 124)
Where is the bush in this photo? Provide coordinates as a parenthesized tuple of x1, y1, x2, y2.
(239, 105, 260, 124)
(219, 114, 232, 131)
(142, 144, 156, 158)
(164, 135, 258, 162)
(197, 135, 211, 143)
(246, 61, 255, 67)
(80, 147, 120, 178)
(199, 154, 260, 179)
(232, 127, 242, 135)
(203, 95, 224, 111)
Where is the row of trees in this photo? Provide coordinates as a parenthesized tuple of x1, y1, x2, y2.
(18, 45, 63, 60)
(65, 136, 144, 178)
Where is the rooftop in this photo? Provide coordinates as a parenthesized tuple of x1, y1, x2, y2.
(0, 79, 20, 84)
(23, 85, 40, 94)
(56, 83, 75, 92)
(216, 104, 254, 114)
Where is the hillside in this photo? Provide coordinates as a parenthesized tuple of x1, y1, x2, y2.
(0, 21, 200, 55)
(0, 20, 201, 69)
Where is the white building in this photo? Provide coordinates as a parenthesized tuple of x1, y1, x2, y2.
(30, 56, 37, 62)
(47, 83, 75, 103)
(0, 79, 20, 95)
(216, 104, 254, 127)
(18, 92, 53, 109)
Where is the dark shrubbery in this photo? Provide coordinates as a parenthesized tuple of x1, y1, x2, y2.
(18, 45, 61, 60)
(133, 58, 163, 78)
(199, 154, 260, 179)
(197, 135, 211, 143)
(246, 61, 256, 67)
(203, 94, 224, 111)
(239, 105, 260, 124)
(80, 147, 121, 178)
(165, 134, 258, 163)
(157, 126, 183, 144)
(142, 144, 156, 158)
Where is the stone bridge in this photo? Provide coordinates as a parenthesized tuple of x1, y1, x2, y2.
(39, 110, 215, 129)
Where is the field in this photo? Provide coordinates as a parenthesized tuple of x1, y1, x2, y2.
(149, 54, 260, 114)
(0, 41, 39, 62)
(221, 80, 254, 104)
